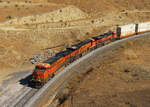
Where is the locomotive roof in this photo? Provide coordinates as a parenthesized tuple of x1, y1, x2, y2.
(43, 55, 62, 64)
(79, 39, 92, 46)
(68, 39, 92, 50)
(104, 31, 114, 36)
(92, 35, 104, 40)
(92, 32, 114, 40)
(56, 49, 72, 57)
(67, 46, 78, 50)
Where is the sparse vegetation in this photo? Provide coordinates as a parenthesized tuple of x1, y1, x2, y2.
(4, 6, 8, 8)
(39, 4, 43, 7)
(59, 20, 63, 22)
(59, 9, 62, 13)
(56, 67, 94, 106)
(120, 40, 134, 49)
(17, 8, 20, 10)
(91, 20, 94, 24)
(6, 15, 12, 19)
(15, 4, 18, 7)
(86, 32, 90, 35)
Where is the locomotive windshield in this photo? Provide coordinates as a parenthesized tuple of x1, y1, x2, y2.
(34, 66, 46, 73)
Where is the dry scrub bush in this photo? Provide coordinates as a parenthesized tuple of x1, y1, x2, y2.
(121, 40, 134, 49)
(125, 50, 138, 60)
(86, 32, 90, 35)
(15, 4, 18, 7)
(66, 67, 93, 90)
(6, 16, 12, 19)
(91, 20, 95, 24)
(0, 46, 6, 55)
(122, 64, 150, 81)
(39, 5, 43, 7)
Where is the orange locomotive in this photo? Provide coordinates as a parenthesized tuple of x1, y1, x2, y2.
(92, 31, 116, 47)
(31, 31, 117, 88)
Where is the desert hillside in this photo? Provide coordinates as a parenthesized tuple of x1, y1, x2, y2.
(0, 0, 150, 82)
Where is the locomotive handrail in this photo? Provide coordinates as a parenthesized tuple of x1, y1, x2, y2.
(23, 32, 150, 107)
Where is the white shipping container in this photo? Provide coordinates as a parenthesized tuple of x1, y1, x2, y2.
(119, 24, 136, 37)
(138, 22, 150, 33)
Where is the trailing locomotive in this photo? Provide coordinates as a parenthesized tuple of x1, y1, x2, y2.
(31, 31, 116, 88)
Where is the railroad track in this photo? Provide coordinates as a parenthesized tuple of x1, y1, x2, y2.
(14, 88, 38, 107)
(0, 86, 38, 107)
(0, 70, 39, 107)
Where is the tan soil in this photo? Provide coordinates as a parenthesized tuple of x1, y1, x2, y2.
(3, 5, 88, 25)
(1, 0, 150, 82)
(0, 2, 66, 23)
(58, 36, 150, 107)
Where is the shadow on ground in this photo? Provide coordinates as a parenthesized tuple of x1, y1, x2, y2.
(19, 74, 35, 88)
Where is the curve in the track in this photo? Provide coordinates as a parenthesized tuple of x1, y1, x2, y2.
(22, 32, 150, 107)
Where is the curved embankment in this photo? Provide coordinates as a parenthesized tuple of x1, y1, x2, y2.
(20, 32, 150, 107)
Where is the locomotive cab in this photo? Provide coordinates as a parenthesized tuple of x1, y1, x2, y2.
(33, 65, 46, 78)
(31, 63, 50, 87)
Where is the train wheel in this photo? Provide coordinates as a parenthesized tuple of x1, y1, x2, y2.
(71, 58, 73, 63)
(48, 74, 51, 80)
(102, 43, 105, 46)
(80, 54, 82, 57)
(65, 63, 67, 67)
(45, 77, 49, 83)
(65, 61, 68, 67)
(51, 73, 55, 78)
(95, 45, 98, 49)
(41, 82, 44, 87)
(44, 80, 47, 85)
(111, 38, 115, 42)
(98, 44, 101, 47)
(76, 55, 79, 59)
(35, 82, 43, 89)
(72, 58, 75, 62)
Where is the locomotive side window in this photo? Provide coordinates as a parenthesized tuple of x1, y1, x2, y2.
(35, 66, 46, 73)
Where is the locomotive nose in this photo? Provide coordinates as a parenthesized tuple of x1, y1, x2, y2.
(32, 70, 45, 79)
(33, 71, 40, 79)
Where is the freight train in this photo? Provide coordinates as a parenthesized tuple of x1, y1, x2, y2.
(31, 22, 150, 88)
